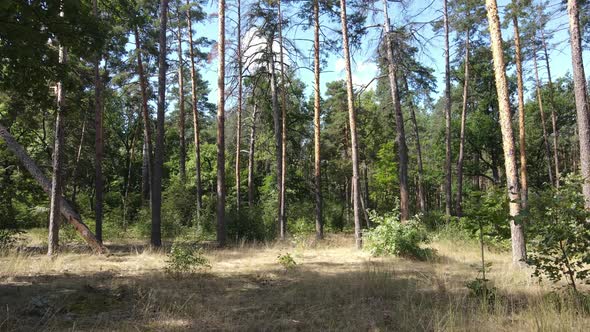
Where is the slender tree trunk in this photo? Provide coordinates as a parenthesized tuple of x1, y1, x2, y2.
(486, 0, 526, 264)
(176, 7, 186, 181)
(134, 28, 154, 205)
(541, 28, 560, 187)
(71, 118, 86, 205)
(382, 0, 409, 221)
(456, 31, 470, 217)
(268, 39, 283, 239)
(141, 139, 150, 201)
(92, 0, 104, 244)
(567, 0, 590, 209)
(248, 103, 259, 208)
(0, 124, 107, 253)
(340, 0, 362, 248)
(403, 77, 426, 213)
(235, 0, 243, 215)
(186, 0, 203, 214)
(443, 0, 452, 218)
(532, 43, 555, 185)
(216, 0, 227, 246)
(513, 11, 528, 208)
(152, 0, 169, 247)
(313, 0, 323, 239)
(278, 0, 287, 239)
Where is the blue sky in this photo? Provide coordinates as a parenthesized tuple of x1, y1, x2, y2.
(191, 0, 589, 109)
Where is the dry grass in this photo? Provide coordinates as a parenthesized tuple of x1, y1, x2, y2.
(0, 233, 588, 331)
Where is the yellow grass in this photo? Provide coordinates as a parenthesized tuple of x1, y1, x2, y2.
(0, 233, 588, 331)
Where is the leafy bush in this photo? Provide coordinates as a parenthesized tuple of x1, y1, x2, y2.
(165, 242, 211, 275)
(364, 209, 431, 260)
(527, 175, 590, 291)
(465, 277, 497, 303)
(277, 252, 297, 271)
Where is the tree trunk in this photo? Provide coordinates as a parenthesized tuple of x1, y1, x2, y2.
(216, 0, 227, 246)
(278, 0, 287, 239)
(340, 0, 362, 248)
(134, 27, 154, 206)
(443, 0, 452, 218)
(141, 139, 150, 202)
(176, 7, 186, 181)
(71, 118, 86, 205)
(235, 0, 243, 215)
(513, 11, 528, 208)
(0, 124, 107, 253)
(456, 31, 470, 217)
(403, 77, 426, 214)
(532, 43, 555, 185)
(541, 28, 560, 188)
(268, 38, 283, 239)
(186, 0, 203, 214)
(382, 0, 409, 222)
(486, 0, 526, 264)
(567, 0, 590, 209)
(248, 103, 259, 208)
(152, 0, 169, 247)
(93, 0, 104, 244)
(313, 0, 323, 239)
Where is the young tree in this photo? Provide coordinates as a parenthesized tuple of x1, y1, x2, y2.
(485, 0, 526, 263)
(567, 0, 590, 208)
(217, 0, 227, 246)
(340, 0, 362, 248)
(443, 0, 452, 218)
(152, 0, 169, 247)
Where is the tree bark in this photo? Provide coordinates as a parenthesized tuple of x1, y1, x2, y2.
(217, 0, 227, 246)
(532, 43, 555, 185)
(541, 28, 560, 187)
(152, 0, 169, 247)
(268, 38, 282, 239)
(513, 10, 528, 209)
(235, 0, 243, 215)
(186, 0, 203, 214)
(340, 0, 362, 248)
(93, 0, 104, 244)
(486, 0, 526, 264)
(278, 0, 287, 239)
(0, 124, 107, 253)
(313, 0, 323, 239)
(456, 31, 470, 217)
(443, 0, 452, 218)
(382, 0, 409, 222)
(134, 27, 154, 205)
(176, 6, 186, 181)
(567, 0, 590, 209)
(248, 103, 259, 208)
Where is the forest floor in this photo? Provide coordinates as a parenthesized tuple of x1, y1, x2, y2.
(0, 232, 588, 331)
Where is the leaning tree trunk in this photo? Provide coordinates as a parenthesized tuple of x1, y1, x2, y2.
(186, 0, 203, 214)
(513, 10, 528, 208)
(278, 0, 287, 239)
(93, 0, 104, 244)
(248, 103, 259, 208)
(313, 0, 323, 239)
(340, 0, 362, 248)
(235, 0, 243, 215)
(0, 124, 107, 253)
(567, 0, 590, 209)
(216, 0, 227, 246)
(176, 7, 186, 181)
(456, 31, 470, 217)
(382, 0, 409, 221)
(443, 0, 452, 218)
(134, 27, 154, 205)
(532, 43, 555, 185)
(152, 0, 169, 247)
(541, 28, 560, 188)
(486, 0, 526, 264)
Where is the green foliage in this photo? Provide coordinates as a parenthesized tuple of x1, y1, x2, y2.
(165, 242, 211, 275)
(527, 175, 590, 290)
(364, 207, 431, 260)
(465, 278, 497, 303)
(277, 252, 297, 271)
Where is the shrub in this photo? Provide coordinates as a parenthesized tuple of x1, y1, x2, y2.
(364, 208, 431, 260)
(277, 252, 297, 271)
(165, 242, 210, 275)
